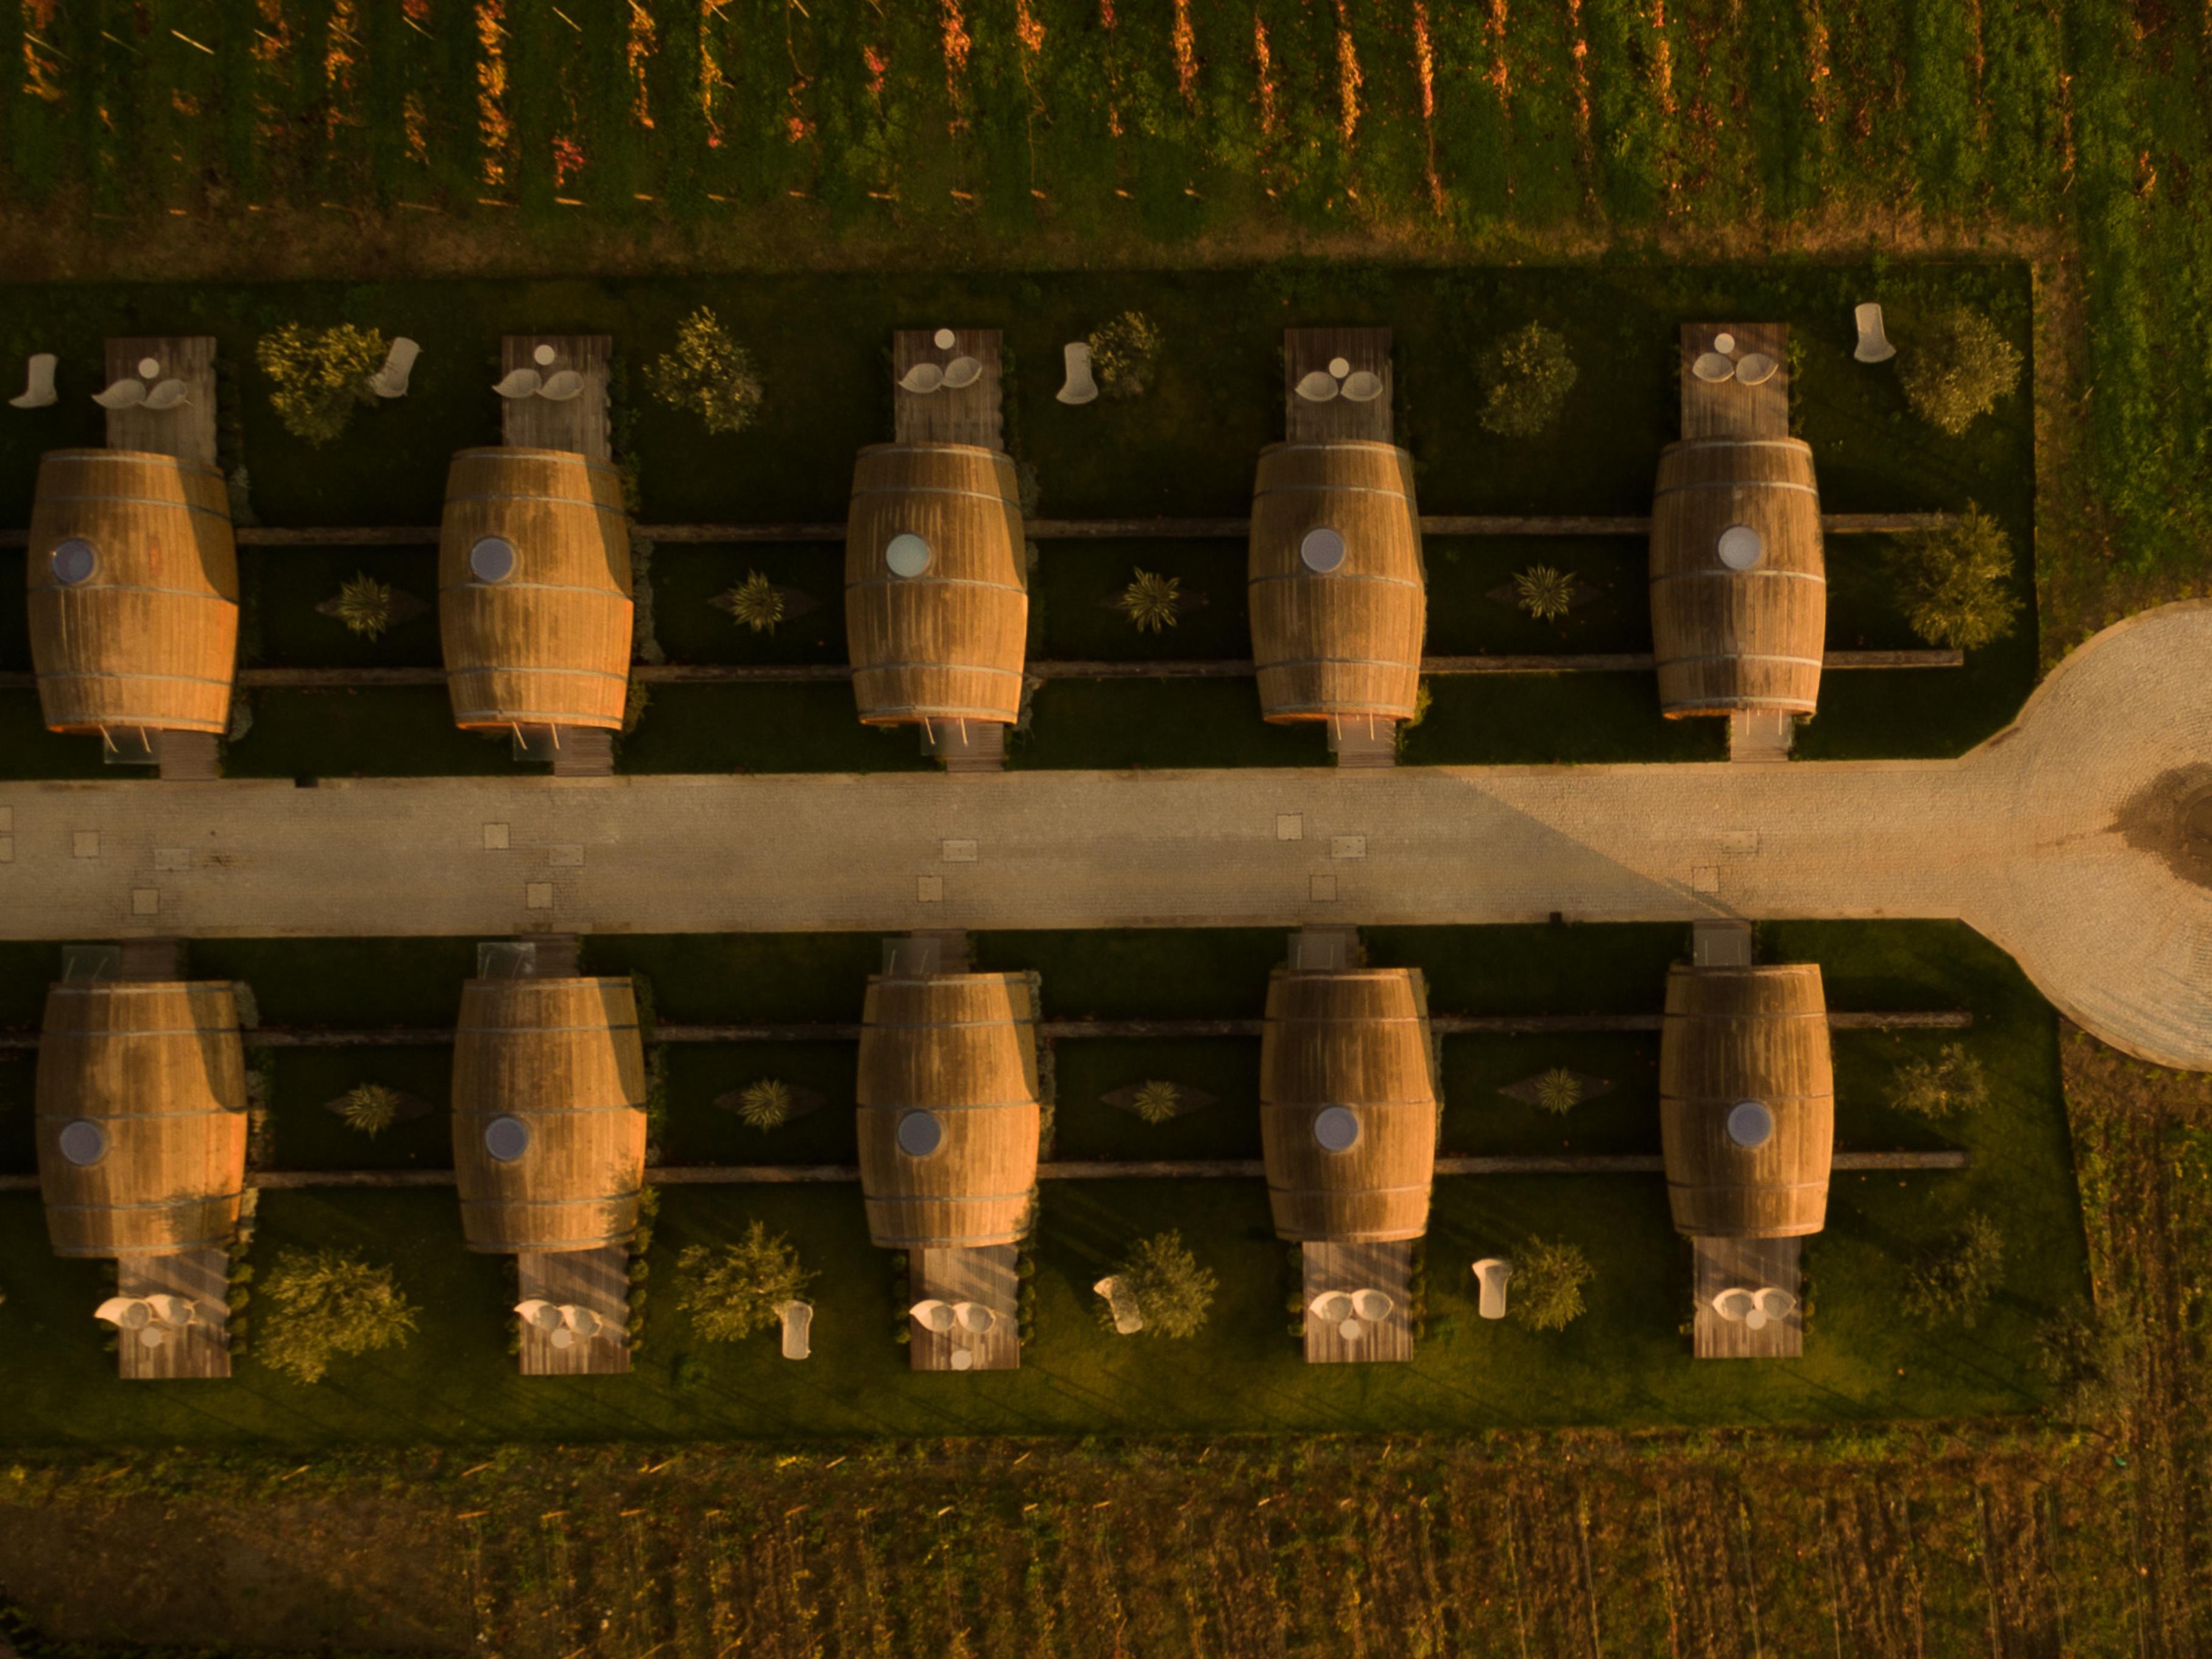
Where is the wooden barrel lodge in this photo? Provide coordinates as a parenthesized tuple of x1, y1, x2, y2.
(26, 449, 239, 738)
(855, 971, 1041, 1249)
(844, 443, 1028, 727)
(450, 976, 647, 1253)
(34, 982, 247, 1258)
(439, 448, 633, 733)
(1248, 442, 1425, 723)
(1658, 963, 1835, 1238)
(1259, 967, 1438, 1242)
(1649, 437, 1825, 717)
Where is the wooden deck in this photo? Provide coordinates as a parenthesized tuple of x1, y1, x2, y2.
(501, 335, 613, 460)
(1680, 322, 1790, 441)
(892, 329, 1004, 451)
(1691, 1235, 1804, 1359)
(517, 1245, 632, 1375)
(1285, 326, 1394, 444)
(1302, 1240, 1414, 1364)
(910, 1244, 1020, 1371)
(105, 336, 217, 467)
(116, 1248, 231, 1380)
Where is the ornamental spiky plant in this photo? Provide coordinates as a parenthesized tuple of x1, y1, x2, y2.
(721, 571, 785, 634)
(337, 1083, 403, 1137)
(1514, 564, 1575, 622)
(1132, 1080, 1183, 1124)
(333, 573, 395, 640)
(1118, 569, 1181, 632)
(1534, 1068, 1584, 1115)
(736, 1079, 794, 1130)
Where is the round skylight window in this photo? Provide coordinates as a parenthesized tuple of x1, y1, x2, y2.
(57, 1119, 107, 1167)
(469, 535, 518, 583)
(885, 533, 933, 578)
(49, 538, 97, 586)
(1299, 527, 1347, 573)
(1313, 1105, 1362, 1153)
(484, 1115, 531, 1162)
(897, 1109, 944, 1157)
(1725, 1099, 1775, 1149)
(1716, 524, 1764, 571)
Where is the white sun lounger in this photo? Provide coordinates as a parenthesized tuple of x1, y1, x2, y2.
(1472, 1258, 1513, 1320)
(1056, 342, 1098, 404)
(369, 337, 422, 398)
(779, 1300, 813, 1360)
(9, 353, 57, 409)
(1854, 303, 1896, 364)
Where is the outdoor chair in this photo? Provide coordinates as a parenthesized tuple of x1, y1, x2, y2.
(779, 1300, 813, 1360)
(1309, 1291, 1354, 1323)
(1294, 369, 1339, 402)
(1733, 351, 1777, 387)
(91, 377, 147, 409)
(94, 1295, 148, 1330)
(514, 1298, 562, 1333)
(1753, 1287, 1797, 1320)
(1351, 1288, 1394, 1322)
(1691, 351, 1734, 383)
(1056, 342, 1098, 404)
(537, 369, 585, 402)
(909, 1298, 956, 1334)
(941, 356, 983, 389)
(9, 353, 57, 409)
(897, 362, 945, 395)
(492, 368, 543, 400)
(142, 379, 191, 410)
(953, 1301, 996, 1336)
(1340, 369, 1384, 403)
(1092, 1275, 1144, 1334)
(1853, 303, 1896, 363)
(369, 337, 422, 398)
(1712, 1287, 1756, 1323)
(1471, 1258, 1512, 1320)
(563, 1305, 605, 1339)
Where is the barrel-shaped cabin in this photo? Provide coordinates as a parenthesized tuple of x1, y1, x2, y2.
(439, 448, 634, 733)
(1248, 442, 1425, 723)
(34, 982, 247, 1258)
(845, 443, 1028, 727)
(26, 450, 239, 739)
(856, 971, 1041, 1249)
(1658, 962, 1834, 1238)
(1649, 438, 1825, 717)
(1259, 967, 1438, 1242)
(450, 976, 648, 1253)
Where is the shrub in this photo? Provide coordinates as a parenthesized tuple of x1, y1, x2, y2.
(1510, 1236, 1594, 1332)
(1890, 1043, 1990, 1119)
(256, 323, 387, 446)
(719, 571, 784, 633)
(1109, 1229, 1218, 1338)
(1118, 569, 1181, 632)
(1904, 1213, 2005, 1326)
(257, 1247, 418, 1384)
(1088, 311, 1162, 399)
(331, 574, 395, 640)
(1514, 564, 1575, 621)
(735, 1079, 794, 1130)
(1478, 323, 1578, 438)
(1899, 308, 2023, 435)
(1534, 1068, 1584, 1115)
(648, 307, 764, 435)
(676, 1220, 814, 1342)
(337, 1083, 403, 1137)
(1889, 506, 2021, 651)
(1132, 1080, 1182, 1124)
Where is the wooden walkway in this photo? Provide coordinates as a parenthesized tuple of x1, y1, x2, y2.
(1302, 1241, 1413, 1364)
(1285, 327, 1393, 444)
(1681, 322, 1790, 442)
(500, 335, 612, 460)
(892, 329, 1003, 451)
(910, 1245, 1020, 1371)
(105, 335, 217, 468)
(1691, 1236, 1804, 1359)
(116, 1248, 231, 1380)
(517, 1245, 632, 1375)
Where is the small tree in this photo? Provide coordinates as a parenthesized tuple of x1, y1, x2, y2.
(1903, 1212, 2005, 1326)
(1108, 1229, 1218, 1338)
(1478, 323, 1578, 439)
(719, 571, 785, 633)
(1510, 1236, 1594, 1332)
(257, 1247, 419, 1384)
(257, 323, 387, 446)
(677, 1219, 814, 1341)
(735, 1079, 794, 1131)
(1890, 1043, 1990, 1119)
(1889, 507, 2021, 652)
(1534, 1068, 1584, 1115)
(648, 307, 765, 435)
(330, 574, 396, 639)
(1514, 565, 1575, 622)
(1899, 308, 2023, 435)
(1088, 311, 1163, 399)
(337, 1082, 403, 1137)
(1118, 569, 1181, 632)
(1132, 1080, 1183, 1125)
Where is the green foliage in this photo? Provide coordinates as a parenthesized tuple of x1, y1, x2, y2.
(1131, 1080, 1182, 1125)
(1890, 1042, 1990, 1119)
(1110, 1230, 1218, 1339)
(1889, 507, 2022, 652)
(718, 571, 785, 633)
(1478, 323, 1578, 439)
(256, 323, 386, 447)
(1514, 565, 1576, 622)
(676, 1220, 814, 1342)
(1087, 311, 1163, 400)
(1117, 569, 1181, 633)
(256, 1247, 418, 1384)
(1898, 308, 2024, 435)
(330, 574, 395, 641)
(648, 308, 764, 435)
(1510, 1237, 1594, 1332)
(336, 1083, 402, 1137)
(1534, 1068, 1584, 1115)
(1903, 1212, 2006, 1326)
(735, 1079, 794, 1131)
